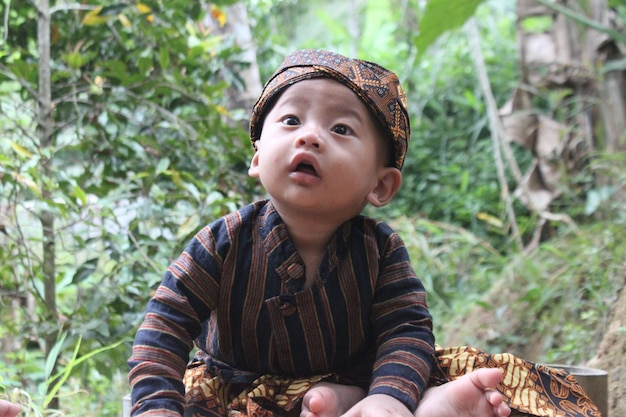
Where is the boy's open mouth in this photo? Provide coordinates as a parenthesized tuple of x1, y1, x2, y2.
(295, 162, 318, 176)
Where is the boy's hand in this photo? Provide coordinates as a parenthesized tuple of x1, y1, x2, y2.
(341, 394, 413, 417)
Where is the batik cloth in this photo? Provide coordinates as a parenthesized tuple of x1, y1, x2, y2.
(249, 49, 410, 170)
(183, 345, 601, 417)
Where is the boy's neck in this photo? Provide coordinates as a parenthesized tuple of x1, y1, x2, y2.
(279, 209, 341, 253)
(272, 202, 357, 288)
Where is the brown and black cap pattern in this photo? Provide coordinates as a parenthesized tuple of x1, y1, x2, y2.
(249, 49, 411, 170)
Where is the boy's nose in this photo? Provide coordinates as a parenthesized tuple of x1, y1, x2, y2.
(294, 129, 323, 149)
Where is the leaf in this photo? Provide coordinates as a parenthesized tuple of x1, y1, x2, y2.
(476, 212, 504, 228)
(64, 51, 84, 69)
(9, 141, 33, 158)
(117, 13, 131, 28)
(414, 0, 488, 59)
(82, 4, 128, 26)
(168, 169, 185, 189)
(97, 59, 128, 81)
(158, 47, 170, 70)
(137, 3, 154, 23)
(72, 258, 99, 284)
(98, 4, 129, 16)
(155, 157, 170, 175)
(214, 105, 229, 116)
(459, 170, 470, 192)
(44, 336, 82, 408)
(72, 184, 88, 206)
(177, 213, 200, 240)
(44, 333, 67, 383)
(13, 173, 41, 195)
(82, 7, 111, 26)
(45, 337, 125, 408)
(44, 336, 125, 409)
(210, 5, 227, 28)
(584, 186, 616, 215)
(521, 15, 554, 33)
(533, 0, 626, 45)
(602, 57, 626, 74)
(136, 3, 152, 14)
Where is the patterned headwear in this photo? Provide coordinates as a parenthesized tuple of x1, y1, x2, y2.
(249, 49, 411, 170)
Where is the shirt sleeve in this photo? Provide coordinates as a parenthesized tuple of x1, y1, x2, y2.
(367, 230, 435, 412)
(128, 226, 222, 417)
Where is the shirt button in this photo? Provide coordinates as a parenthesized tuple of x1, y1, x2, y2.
(279, 302, 296, 317)
(279, 295, 296, 317)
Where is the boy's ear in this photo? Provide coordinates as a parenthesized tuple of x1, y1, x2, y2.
(248, 150, 260, 178)
(367, 167, 402, 207)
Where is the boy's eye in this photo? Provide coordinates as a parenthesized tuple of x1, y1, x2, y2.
(332, 124, 351, 135)
(282, 116, 300, 126)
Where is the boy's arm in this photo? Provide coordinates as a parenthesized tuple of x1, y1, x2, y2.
(128, 282, 195, 417)
(368, 232, 435, 413)
(128, 231, 221, 416)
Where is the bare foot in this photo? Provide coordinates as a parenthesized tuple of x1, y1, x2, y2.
(300, 382, 366, 417)
(0, 400, 20, 417)
(415, 368, 511, 417)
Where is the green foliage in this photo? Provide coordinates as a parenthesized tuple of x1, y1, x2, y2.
(413, 0, 488, 58)
(489, 221, 623, 364)
(1, 0, 624, 415)
(521, 15, 554, 33)
(391, 216, 507, 321)
(397, 157, 625, 362)
(249, 0, 417, 82)
(395, 2, 525, 247)
(427, 151, 625, 360)
(1, 0, 256, 414)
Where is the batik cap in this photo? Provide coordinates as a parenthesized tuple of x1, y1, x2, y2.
(249, 49, 411, 170)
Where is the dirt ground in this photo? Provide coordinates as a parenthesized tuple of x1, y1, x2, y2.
(587, 287, 626, 417)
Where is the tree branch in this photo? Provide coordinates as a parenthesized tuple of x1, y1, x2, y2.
(49, 2, 98, 14)
(3, 0, 9, 43)
(534, 0, 626, 45)
(466, 18, 524, 251)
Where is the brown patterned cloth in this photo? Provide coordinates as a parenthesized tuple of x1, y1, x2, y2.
(431, 346, 602, 417)
(184, 360, 328, 417)
(183, 346, 601, 417)
(249, 49, 411, 170)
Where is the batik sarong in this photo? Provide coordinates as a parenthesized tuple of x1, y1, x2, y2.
(183, 346, 601, 417)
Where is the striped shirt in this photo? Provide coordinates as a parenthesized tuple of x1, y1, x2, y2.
(128, 200, 435, 416)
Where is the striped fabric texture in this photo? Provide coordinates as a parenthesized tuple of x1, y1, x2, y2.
(128, 200, 435, 416)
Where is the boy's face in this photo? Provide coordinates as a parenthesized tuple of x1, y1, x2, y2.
(249, 78, 401, 221)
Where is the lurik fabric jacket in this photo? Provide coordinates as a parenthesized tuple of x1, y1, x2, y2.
(128, 200, 435, 416)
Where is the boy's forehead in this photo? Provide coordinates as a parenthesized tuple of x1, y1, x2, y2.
(249, 49, 411, 170)
(275, 78, 365, 106)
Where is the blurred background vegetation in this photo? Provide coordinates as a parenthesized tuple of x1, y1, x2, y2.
(1, 0, 624, 415)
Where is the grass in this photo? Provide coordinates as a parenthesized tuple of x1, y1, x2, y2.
(395, 214, 625, 365)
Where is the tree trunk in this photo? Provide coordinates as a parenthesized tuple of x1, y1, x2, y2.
(37, 0, 60, 410)
(203, 3, 262, 117)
